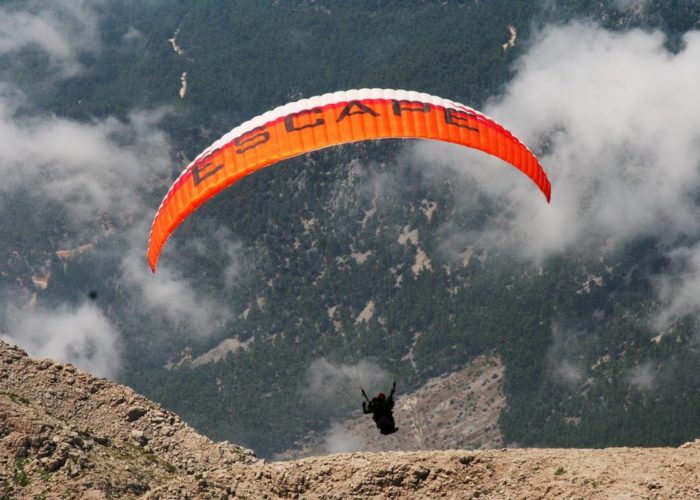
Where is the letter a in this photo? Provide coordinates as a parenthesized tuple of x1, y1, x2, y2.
(336, 101, 380, 122)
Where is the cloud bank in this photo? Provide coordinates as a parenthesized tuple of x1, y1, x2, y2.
(653, 246, 700, 332)
(120, 226, 235, 338)
(0, 0, 102, 77)
(0, 93, 173, 227)
(412, 22, 700, 329)
(0, 1, 246, 374)
(415, 23, 700, 259)
(1, 302, 121, 378)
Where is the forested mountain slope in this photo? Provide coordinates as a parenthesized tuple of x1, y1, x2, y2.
(0, 0, 698, 458)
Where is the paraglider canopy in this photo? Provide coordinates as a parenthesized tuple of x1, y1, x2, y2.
(148, 89, 551, 271)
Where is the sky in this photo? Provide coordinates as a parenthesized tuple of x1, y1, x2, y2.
(0, 2, 698, 381)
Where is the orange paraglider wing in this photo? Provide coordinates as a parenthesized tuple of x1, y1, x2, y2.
(148, 89, 551, 271)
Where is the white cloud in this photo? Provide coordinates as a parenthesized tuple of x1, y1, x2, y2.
(326, 158, 401, 217)
(0, 88, 174, 228)
(612, 0, 651, 14)
(0, 0, 102, 77)
(546, 324, 585, 387)
(1, 302, 122, 378)
(653, 244, 700, 332)
(123, 26, 143, 43)
(551, 359, 584, 387)
(0, 11, 72, 57)
(0, 74, 234, 348)
(322, 423, 364, 454)
(0, 83, 242, 341)
(627, 361, 656, 391)
(119, 227, 234, 338)
(0, 1, 247, 372)
(0, 63, 240, 347)
(303, 357, 392, 402)
(180, 225, 244, 290)
(411, 23, 700, 262)
(410, 22, 700, 332)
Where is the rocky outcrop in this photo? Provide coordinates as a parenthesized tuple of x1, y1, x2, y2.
(0, 341, 255, 499)
(1, 340, 699, 499)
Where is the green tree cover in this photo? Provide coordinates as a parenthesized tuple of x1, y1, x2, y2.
(4, 0, 698, 457)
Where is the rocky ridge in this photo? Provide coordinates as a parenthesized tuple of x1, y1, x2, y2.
(0, 340, 255, 499)
(1, 340, 699, 499)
